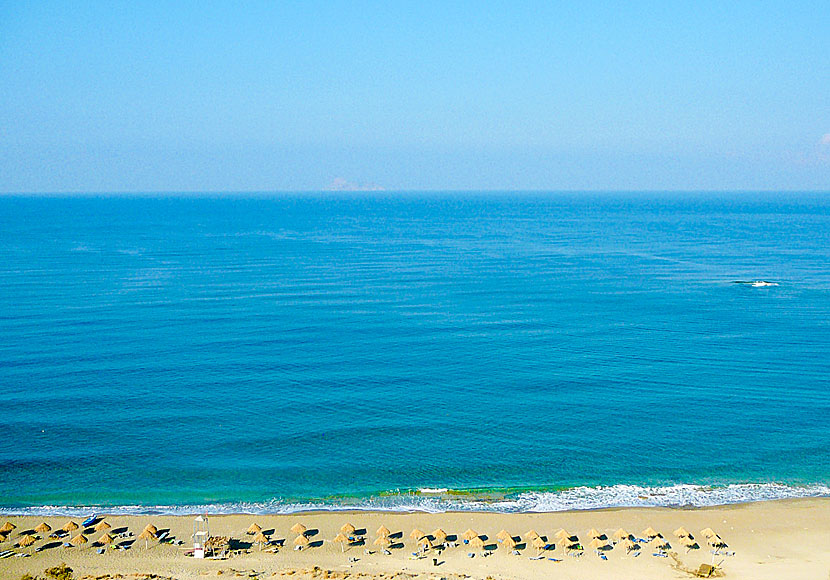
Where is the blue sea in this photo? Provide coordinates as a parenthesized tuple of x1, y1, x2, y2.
(1, 192, 829, 515)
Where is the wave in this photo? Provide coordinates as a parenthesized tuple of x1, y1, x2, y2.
(1, 483, 828, 516)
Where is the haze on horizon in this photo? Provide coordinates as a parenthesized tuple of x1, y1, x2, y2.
(1, 1, 828, 193)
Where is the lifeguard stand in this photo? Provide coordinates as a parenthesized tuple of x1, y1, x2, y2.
(193, 514, 210, 558)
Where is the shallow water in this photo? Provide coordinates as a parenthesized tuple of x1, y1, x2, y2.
(0, 192, 828, 513)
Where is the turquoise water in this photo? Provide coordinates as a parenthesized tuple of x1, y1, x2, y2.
(1, 192, 829, 514)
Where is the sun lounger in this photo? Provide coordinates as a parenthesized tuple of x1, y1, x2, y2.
(467, 552, 475, 558)
(652, 552, 668, 557)
(529, 555, 544, 560)
(547, 558, 562, 562)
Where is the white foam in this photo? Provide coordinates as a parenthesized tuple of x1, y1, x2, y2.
(1, 483, 827, 516)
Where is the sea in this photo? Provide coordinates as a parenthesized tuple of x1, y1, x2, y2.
(1, 192, 829, 515)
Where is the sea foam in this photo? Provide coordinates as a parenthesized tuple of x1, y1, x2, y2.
(2, 483, 827, 516)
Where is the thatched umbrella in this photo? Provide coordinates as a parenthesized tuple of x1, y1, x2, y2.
(612, 528, 629, 541)
(0, 522, 15, 534)
(588, 537, 608, 551)
(376, 525, 391, 538)
(523, 529, 541, 542)
(293, 534, 310, 549)
(97, 533, 115, 546)
(19, 534, 37, 547)
(94, 520, 111, 532)
(462, 528, 478, 541)
(554, 529, 571, 541)
(653, 537, 670, 550)
(673, 526, 690, 539)
(709, 535, 728, 549)
(254, 531, 270, 550)
(587, 528, 602, 540)
(290, 523, 307, 535)
(373, 536, 391, 548)
(469, 536, 485, 551)
(620, 538, 638, 553)
(340, 523, 356, 535)
(410, 528, 425, 540)
(416, 536, 432, 551)
(35, 522, 52, 534)
(642, 527, 659, 539)
(531, 536, 546, 553)
(496, 529, 512, 542)
(247, 523, 262, 535)
(137, 528, 156, 549)
(432, 528, 447, 543)
(501, 536, 517, 550)
(70, 534, 88, 547)
(700, 527, 716, 539)
(333, 532, 349, 552)
(62, 521, 79, 534)
(143, 524, 158, 535)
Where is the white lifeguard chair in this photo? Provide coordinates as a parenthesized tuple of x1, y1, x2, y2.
(193, 514, 210, 559)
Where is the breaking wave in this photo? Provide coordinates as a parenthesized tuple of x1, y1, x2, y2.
(1, 483, 827, 516)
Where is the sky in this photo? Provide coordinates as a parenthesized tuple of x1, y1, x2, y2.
(1, 1, 828, 192)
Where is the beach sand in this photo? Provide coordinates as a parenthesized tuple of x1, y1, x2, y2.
(1, 498, 828, 580)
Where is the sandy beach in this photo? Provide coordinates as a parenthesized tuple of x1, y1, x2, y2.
(1, 498, 828, 580)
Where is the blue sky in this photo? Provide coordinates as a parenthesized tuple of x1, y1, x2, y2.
(1, 1, 828, 192)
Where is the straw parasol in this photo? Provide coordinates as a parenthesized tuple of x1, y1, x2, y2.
(416, 536, 432, 550)
(70, 534, 88, 546)
(19, 534, 37, 547)
(501, 536, 517, 550)
(554, 529, 572, 542)
(373, 536, 391, 548)
(496, 529, 512, 542)
(462, 528, 478, 541)
(709, 535, 727, 548)
(294, 534, 310, 548)
(469, 536, 485, 550)
(137, 529, 155, 550)
(588, 537, 608, 550)
(247, 523, 262, 535)
(410, 528, 425, 540)
(673, 526, 690, 538)
(612, 528, 630, 541)
(653, 537, 670, 549)
(642, 527, 659, 538)
(432, 528, 447, 543)
(94, 521, 111, 532)
(523, 529, 541, 541)
(97, 533, 115, 545)
(700, 527, 716, 538)
(35, 522, 52, 534)
(333, 532, 349, 551)
(340, 523, 356, 535)
(0, 522, 16, 534)
(620, 538, 638, 552)
(254, 532, 270, 550)
(62, 521, 79, 534)
(531, 536, 546, 551)
(291, 523, 307, 535)
(143, 524, 158, 535)
(376, 525, 391, 537)
(587, 528, 603, 540)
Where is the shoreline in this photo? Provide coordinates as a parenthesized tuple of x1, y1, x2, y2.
(2, 481, 828, 517)
(2, 498, 829, 579)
